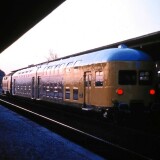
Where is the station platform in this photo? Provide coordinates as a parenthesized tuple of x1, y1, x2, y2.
(0, 105, 104, 160)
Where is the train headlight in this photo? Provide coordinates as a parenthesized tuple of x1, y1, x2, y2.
(116, 88, 124, 95)
(149, 89, 155, 95)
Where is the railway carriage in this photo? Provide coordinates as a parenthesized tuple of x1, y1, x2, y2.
(2, 45, 156, 116)
(2, 72, 13, 95)
(11, 66, 37, 98)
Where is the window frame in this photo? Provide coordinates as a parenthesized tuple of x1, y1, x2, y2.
(95, 71, 103, 87)
(118, 70, 137, 85)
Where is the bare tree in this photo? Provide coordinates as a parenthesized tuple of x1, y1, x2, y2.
(46, 49, 58, 61)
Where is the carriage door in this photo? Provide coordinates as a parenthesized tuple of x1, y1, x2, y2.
(13, 79, 16, 95)
(84, 71, 92, 106)
(37, 76, 41, 99)
(31, 77, 35, 98)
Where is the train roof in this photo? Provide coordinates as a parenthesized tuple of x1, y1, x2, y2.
(12, 46, 152, 73)
(50, 46, 152, 67)
(73, 46, 151, 65)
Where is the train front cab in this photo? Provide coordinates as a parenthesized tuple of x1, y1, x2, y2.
(109, 61, 156, 115)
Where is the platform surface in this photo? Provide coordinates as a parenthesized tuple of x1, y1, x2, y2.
(0, 105, 104, 160)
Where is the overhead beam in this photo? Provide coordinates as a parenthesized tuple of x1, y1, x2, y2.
(0, 0, 65, 53)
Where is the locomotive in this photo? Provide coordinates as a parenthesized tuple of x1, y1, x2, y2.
(2, 45, 156, 117)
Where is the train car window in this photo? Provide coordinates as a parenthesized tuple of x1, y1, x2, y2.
(74, 67, 79, 73)
(74, 60, 81, 67)
(73, 88, 78, 100)
(43, 83, 46, 93)
(51, 65, 55, 75)
(58, 85, 63, 99)
(139, 71, 152, 85)
(47, 66, 52, 75)
(43, 66, 48, 75)
(74, 60, 81, 73)
(95, 71, 103, 86)
(55, 65, 60, 74)
(119, 70, 137, 85)
(59, 63, 65, 74)
(65, 87, 70, 99)
(157, 71, 160, 83)
(66, 62, 73, 73)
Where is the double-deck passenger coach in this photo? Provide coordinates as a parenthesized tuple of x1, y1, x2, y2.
(2, 45, 156, 117)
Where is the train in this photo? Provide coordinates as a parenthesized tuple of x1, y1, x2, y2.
(0, 70, 5, 94)
(2, 45, 157, 118)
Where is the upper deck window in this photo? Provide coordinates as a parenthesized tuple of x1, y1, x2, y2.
(59, 63, 65, 73)
(66, 62, 73, 73)
(43, 66, 48, 75)
(74, 60, 81, 73)
(74, 60, 81, 68)
(47, 66, 52, 75)
(119, 70, 137, 85)
(54, 65, 60, 74)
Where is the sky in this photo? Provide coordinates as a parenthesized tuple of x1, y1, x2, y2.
(0, 0, 160, 74)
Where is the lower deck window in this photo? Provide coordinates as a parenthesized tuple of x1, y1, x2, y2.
(95, 71, 103, 86)
(65, 88, 70, 99)
(58, 86, 63, 99)
(73, 88, 78, 100)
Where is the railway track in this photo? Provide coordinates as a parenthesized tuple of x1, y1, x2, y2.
(0, 96, 159, 160)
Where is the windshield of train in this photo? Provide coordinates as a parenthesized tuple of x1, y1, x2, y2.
(118, 70, 137, 85)
(139, 71, 152, 85)
(118, 70, 152, 85)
